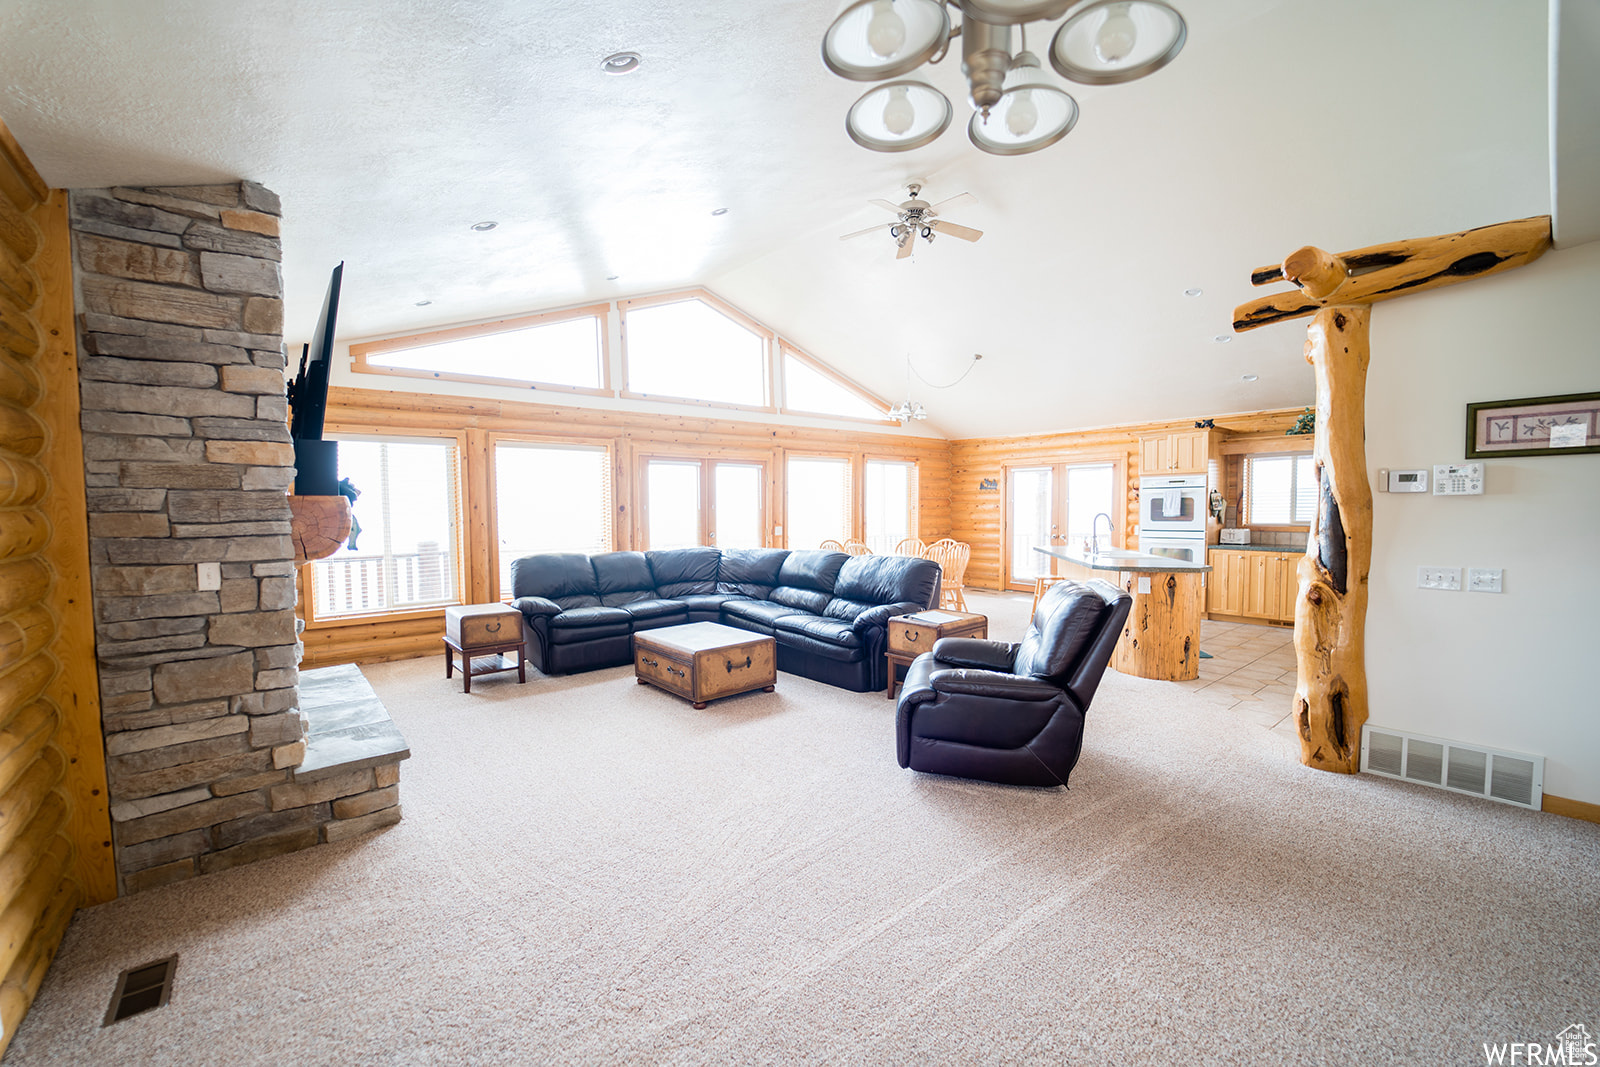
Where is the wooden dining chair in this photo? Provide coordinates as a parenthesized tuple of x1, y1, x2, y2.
(893, 537, 926, 557)
(1030, 575, 1067, 616)
(842, 539, 873, 556)
(818, 539, 846, 551)
(923, 538, 971, 611)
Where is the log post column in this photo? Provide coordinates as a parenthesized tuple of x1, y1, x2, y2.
(1293, 306, 1372, 772)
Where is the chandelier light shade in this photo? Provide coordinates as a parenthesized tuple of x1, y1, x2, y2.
(1049, 0, 1187, 85)
(822, 0, 1185, 156)
(822, 0, 952, 81)
(845, 80, 954, 152)
(967, 51, 1078, 155)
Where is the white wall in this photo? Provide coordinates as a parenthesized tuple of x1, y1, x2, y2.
(1365, 238, 1600, 806)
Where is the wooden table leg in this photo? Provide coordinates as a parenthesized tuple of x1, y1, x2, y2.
(445, 642, 453, 679)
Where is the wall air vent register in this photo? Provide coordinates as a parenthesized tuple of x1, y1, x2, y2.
(1361, 725, 1544, 810)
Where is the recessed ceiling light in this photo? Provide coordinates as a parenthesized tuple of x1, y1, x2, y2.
(1184, 288, 1203, 297)
(601, 51, 641, 75)
(1213, 334, 1232, 343)
(414, 300, 432, 306)
(471, 221, 497, 232)
(711, 207, 728, 216)
(1242, 374, 1258, 382)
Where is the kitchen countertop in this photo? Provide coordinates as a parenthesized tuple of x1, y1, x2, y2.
(1211, 544, 1307, 554)
(1035, 546, 1211, 574)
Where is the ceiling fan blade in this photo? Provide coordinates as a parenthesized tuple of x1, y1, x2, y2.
(839, 224, 888, 241)
(868, 199, 903, 215)
(930, 220, 983, 242)
(896, 237, 915, 260)
(931, 192, 976, 211)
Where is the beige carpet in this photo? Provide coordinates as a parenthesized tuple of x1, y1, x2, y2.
(8, 592, 1599, 1065)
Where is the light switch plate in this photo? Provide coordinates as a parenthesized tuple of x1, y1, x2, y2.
(1468, 568, 1503, 593)
(197, 561, 221, 591)
(1417, 566, 1461, 590)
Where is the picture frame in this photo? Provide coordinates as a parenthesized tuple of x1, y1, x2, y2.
(1465, 391, 1600, 459)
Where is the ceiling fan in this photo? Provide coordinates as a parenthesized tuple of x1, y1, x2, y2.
(838, 182, 983, 259)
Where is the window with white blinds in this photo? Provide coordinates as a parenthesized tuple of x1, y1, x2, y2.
(863, 459, 917, 553)
(1246, 453, 1317, 525)
(494, 441, 613, 597)
(311, 436, 462, 618)
(786, 456, 853, 549)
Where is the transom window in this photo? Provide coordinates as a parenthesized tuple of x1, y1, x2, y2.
(1246, 453, 1317, 525)
(623, 294, 769, 407)
(782, 346, 890, 422)
(350, 305, 607, 393)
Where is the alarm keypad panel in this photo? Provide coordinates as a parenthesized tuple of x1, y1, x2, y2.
(1432, 463, 1484, 495)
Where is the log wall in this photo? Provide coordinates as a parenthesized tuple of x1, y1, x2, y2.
(0, 120, 116, 1057)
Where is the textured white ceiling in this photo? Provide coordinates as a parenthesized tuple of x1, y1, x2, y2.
(0, 0, 1557, 439)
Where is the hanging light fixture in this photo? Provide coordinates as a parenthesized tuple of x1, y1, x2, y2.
(885, 353, 985, 423)
(822, 0, 1186, 156)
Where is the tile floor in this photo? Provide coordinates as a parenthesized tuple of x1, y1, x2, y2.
(1183, 618, 1299, 738)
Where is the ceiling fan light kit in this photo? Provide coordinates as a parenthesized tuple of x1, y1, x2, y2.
(822, 0, 1186, 155)
(838, 182, 984, 258)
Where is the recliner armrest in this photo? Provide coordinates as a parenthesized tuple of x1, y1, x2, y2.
(851, 601, 924, 634)
(929, 668, 1062, 702)
(931, 638, 1018, 672)
(513, 596, 561, 618)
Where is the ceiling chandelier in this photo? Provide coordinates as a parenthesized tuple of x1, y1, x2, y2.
(887, 353, 983, 424)
(822, 0, 1187, 155)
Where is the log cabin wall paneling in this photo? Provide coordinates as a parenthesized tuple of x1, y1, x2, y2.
(300, 386, 954, 668)
(0, 120, 116, 1056)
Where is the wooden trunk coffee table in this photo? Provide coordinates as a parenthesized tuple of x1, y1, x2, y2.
(633, 622, 776, 709)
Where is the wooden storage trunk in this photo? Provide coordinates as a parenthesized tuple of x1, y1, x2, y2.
(633, 622, 776, 709)
(445, 603, 521, 648)
(887, 611, 988, 656)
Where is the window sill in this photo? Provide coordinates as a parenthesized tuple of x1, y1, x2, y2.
(304, 605, 454, 630)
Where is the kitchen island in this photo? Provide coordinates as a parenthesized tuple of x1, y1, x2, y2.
(1034, 546, 1212, 682)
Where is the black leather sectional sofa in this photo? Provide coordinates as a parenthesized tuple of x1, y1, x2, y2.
(509, 546, 941, 692)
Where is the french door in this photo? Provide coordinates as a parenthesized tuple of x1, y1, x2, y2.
(1005, 461, 1118, 589)
(641, 457, 766, 550)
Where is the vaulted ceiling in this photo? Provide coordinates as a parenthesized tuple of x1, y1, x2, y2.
(0, 1, 1568, 438)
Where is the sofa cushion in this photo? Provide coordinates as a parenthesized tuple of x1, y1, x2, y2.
(720, 599, 803, 633)
(774, 613, 861, 650)
(774, 619, 865, 664)
(619, 598, 688, 623)
(510, 553, 600, 609)
(647, 547, 720, 597)
(549, 606, 632, 638)
(716, 548, 789, 599)
(832, 554, 940, 616)
(593, 551, 659, 607)
(769, 550, 847, 614)
(675, 592, 751, 616)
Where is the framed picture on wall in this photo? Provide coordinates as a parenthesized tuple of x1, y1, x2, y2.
(1465, 391, 1600, 458)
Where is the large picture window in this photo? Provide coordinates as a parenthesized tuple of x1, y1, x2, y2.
(781, 346, 890, 422)
(494, 441, 613, 596)
(350, 305, 608, 393)
(1246, 453, 1316, 526)
(622, 294, 769, 407)
(311, 436, 461, 618)
(786, 456, 852, 550)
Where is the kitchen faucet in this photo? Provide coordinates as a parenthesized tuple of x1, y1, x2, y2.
(1092, 512, 1114, 554)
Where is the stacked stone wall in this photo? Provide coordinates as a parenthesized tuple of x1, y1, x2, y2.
(68, 182, 389, 893)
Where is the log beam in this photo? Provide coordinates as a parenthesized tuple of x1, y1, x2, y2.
(1235, 215, 1551, 331)
(1292, 306, 1372, 773)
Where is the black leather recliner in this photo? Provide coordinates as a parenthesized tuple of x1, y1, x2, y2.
(895, 578, 1132, 787)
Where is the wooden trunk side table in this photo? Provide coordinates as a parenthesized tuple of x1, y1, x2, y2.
(444, 604, 527, 693)
(885, 610, 988, 700)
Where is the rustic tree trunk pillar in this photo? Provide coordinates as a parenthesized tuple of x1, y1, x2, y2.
(1293, 305, 1372, 772)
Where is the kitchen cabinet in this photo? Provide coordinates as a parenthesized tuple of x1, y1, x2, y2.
(1207, 548, 1298, 624)
(1139, 430, 1210, 475)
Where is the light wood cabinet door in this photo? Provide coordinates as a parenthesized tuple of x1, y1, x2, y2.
(1270, 553, 1300, 622)
(1139, 430, 1210, 475)
(1139, 435, 1168, 475)
(1206, 550, 1248, 616)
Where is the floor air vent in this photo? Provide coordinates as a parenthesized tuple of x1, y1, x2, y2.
(104, 956, 177, 1026)
(1361, 726, 1543, 810)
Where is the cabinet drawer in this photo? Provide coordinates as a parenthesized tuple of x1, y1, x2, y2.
(634, 647, 693, 699)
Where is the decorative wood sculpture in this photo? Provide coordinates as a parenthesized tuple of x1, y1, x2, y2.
(1234, 216, 1551, 773)
(288, 495, 352, 566)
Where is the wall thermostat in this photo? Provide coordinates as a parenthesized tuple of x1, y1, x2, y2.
(1433, 463, 1484, 495)
(1379, 469, 1428, 493)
